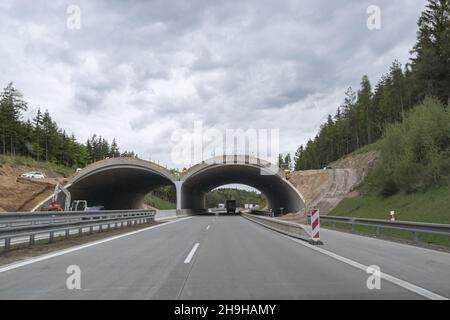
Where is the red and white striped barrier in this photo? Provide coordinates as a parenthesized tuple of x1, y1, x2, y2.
(390, 211, 396, 221)
(310, 208, 321, 244)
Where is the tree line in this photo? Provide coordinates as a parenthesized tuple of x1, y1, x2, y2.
(294, 0, 449, 171)
(205, 188, 267, 208)
(0, 83, 135, 167)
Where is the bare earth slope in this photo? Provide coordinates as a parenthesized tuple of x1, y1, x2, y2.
(0, 164, 65, 212)
(288, 150, 379, 215)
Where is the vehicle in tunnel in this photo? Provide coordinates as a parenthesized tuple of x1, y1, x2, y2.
(226, 200, 237, 214)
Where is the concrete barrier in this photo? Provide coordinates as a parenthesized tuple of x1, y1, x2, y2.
(242, 213, 319, 244)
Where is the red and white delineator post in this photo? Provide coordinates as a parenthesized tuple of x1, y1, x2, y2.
(309, 208, 323, 245)
(390, 211, 396, 221)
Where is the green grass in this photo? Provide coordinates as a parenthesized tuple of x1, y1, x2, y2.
(144, 194, 176, 210)
(328, 184, 450, 248)
(0, 154, 76, 177)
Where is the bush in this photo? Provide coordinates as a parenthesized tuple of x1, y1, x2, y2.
(366, 97, 450, 195)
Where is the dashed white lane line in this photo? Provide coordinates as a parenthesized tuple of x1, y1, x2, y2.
(285, 235, 448, 300)
(0, 217, 193, 274)
(206, 225, 211, 230)
(184, 243, 200, 264)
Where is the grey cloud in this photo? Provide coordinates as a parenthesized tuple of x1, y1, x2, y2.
(0, 0, 428, 167)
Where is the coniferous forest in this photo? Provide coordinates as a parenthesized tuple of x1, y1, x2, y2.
(0, 82, 136, 168)
(294, 0, 449, 172)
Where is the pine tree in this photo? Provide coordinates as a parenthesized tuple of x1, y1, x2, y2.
(410, 0, 450, 104)
(284, 153, 292, 170)
(32, 109, 43, 161)
(110, 139, 120, 157)
(356, 75, 373, 145)
(0, 83, 27, 155)
(278, 154, 285, 169)
(294, 146, 304, 170)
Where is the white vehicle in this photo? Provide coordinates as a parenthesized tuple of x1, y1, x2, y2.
(70, 200, 88, 211)
(70, 200, 104, 212)
(20, 171, 45, 179)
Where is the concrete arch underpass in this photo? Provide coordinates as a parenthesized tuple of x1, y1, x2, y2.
(68, 158, 176, 210)
(68, 156, 306, 214)
(179, 156, 305, 214)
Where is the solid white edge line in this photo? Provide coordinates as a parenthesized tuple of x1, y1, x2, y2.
(184, 243, 200, 264)
(0, 216, 193, 274)
(284, 235, 448, 300)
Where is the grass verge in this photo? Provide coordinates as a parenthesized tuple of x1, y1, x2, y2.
(0, 154, 76, 177)
(144, 194, 176, 210)
(327, 184, 450, 249)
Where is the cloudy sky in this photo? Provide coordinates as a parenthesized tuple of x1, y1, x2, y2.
(0, 0, 427, 168)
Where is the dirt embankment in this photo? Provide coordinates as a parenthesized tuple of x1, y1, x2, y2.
(329, 150, 380, 184)
(287, 150, 379, 216)
(0, 164, 66, 212)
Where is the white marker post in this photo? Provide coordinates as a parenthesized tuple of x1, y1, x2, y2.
(390, 211, 396, 221)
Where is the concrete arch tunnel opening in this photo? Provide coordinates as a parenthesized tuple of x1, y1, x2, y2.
(68, 159, 176, 210)
(67, 157, 305, 215)
(180, 163, 305, 214)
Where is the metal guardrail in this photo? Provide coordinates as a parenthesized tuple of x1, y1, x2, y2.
(0, 209, 156, 251)
(320, 216, 450, 242)
(250, 210, 275, 217)
(242, 213, 313, 243)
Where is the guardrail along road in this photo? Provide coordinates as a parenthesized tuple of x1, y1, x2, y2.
(1, 215, 449, 300)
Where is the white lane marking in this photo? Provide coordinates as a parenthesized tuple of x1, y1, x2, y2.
(206, 225, 210, 230)
(184, 243, 200, 264)
(285, 235, 448, 300)
(0, 217, 193, 274)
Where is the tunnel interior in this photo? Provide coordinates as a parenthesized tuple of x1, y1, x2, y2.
(205, 184, 268, 209)
(181, 164, 304, 214)
(69, 167, 175, 210)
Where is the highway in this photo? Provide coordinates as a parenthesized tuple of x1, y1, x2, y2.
(0, 215, 449, 300)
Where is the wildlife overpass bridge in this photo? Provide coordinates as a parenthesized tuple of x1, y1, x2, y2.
(68, 156, 305, 214)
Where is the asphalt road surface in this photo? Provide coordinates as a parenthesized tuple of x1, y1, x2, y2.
(0, 215, 449, 300)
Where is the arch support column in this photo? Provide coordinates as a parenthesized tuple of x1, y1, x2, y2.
(175, 181, 183, 215)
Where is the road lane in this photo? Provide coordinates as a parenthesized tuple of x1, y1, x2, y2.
(318, 228, 450, 298)
(0, 216, 207, 299)
(0, 215, 446, 299)
(178, 216, 422, 300)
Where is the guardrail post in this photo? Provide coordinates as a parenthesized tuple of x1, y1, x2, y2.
(49, 231, 54, 243)
(78, 227, 83, 236)
(65, 229, 70, 239)
(413, 231, 419, 243)
(30, 234, 35, 245)
(376, 227, 381, 238)
(5, 238, 11, 251)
